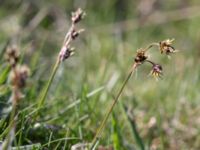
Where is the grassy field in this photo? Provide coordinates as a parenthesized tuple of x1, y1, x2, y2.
(1, 0, 200, 149)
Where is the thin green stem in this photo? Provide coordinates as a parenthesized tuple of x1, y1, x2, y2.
(3, 69, 19, 150)
(146, 60, 155, 66)
(144, 42, 159, 52)
(90, 63, 138, 150)
(36, 58, 61, 115)
(2, 101, 17, 150)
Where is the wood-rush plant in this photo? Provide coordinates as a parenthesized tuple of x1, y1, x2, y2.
(90, 39, 178, 149)
(36, 8, 85, 115)
(2, 44, 30, 150)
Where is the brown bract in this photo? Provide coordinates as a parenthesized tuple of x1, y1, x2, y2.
(71, 8, 85, 24)
(159, 39, 176, 55)
(134, 49, 148, 64)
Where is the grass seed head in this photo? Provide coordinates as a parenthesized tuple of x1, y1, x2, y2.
(59, 46, 75, 61)
(71, 8, 85, 24)
(134, 39, 178, 79)
(5, 45, 20, 67)
(134, 49, 148, 64)
(10, 65, 30, 89)
(59, 9, 85, 62)
(159, 39, 176, 55)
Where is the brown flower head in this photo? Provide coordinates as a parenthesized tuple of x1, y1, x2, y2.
(150, 64, 163, 78)
(59, 46, 75, 61)
(134, 49, 148, 64)
(10, 65, 30, 89)
(59, 8, 85, 62)
(71, 8, 85, 24)
(5, 45, 20, 67)
(71, 29, 85, 40)
(159, 39, 176, 55)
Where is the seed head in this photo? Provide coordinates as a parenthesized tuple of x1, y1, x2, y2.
(5, 45, 20, 67)
(71, 8, 85, 24)
(159, 39, 176, 55)
(150, 64, 163, 78)
(59, 46, 75, 61)
(60, 9, 85, 62)
(134, 49, 148, 64)
(71, 29, 85, 40)
(10, 65, 30, 89)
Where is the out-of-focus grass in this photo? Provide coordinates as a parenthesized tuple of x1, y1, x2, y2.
(0, 0, 200, 149)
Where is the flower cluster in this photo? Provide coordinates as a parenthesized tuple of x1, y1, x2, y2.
(134, 39, 177, 79)
(134, 49, 148, 64)
(159, 39, 176, 55)
(59, 8, 85, 61)
(5, 44, 30, 101)
(5, 45, 20, 67)
(10, 65, 30, 90)
(151, 64, 163, 78)
(71, 8, 85, 24)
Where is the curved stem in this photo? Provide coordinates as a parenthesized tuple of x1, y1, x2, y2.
(145, 60, 155, 66)
(144, 42, 159, 52)
(90, 63, 138, 150)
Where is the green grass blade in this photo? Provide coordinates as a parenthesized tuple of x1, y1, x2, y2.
(111, 113, 124, 150)
(121, 104, 145, 150)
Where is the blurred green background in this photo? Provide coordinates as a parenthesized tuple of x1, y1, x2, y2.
(0, 0, 200, 149)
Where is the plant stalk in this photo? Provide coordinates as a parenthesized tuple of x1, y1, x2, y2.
(2, 68, 20, 150)
(90, 63, 138, 150)
(36, 58, 61, 114)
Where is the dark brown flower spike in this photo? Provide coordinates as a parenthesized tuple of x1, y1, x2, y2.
(134, 49, 148, 64)
(59, 46, 75, 61)
(71, 8, 85, 24)
(59, 8, 85, 62)
(159, 39, 177, 55)
(71, 29, 85, 40)
(37, 8, 85, 118)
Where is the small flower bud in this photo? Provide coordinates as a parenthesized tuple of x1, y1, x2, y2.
(59, 46, 74, 61)
(71, 29, 79, 40)
(19, 65, 30, 87)
(5, 45, 20, 67)
(10, 65, 30, 89)
(71, 8, 85, 24)
(71, 29, 85, 40)
(150, 64, 163, 78)
(159, 39, 176, 55)
(134, 49, 148, 64)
